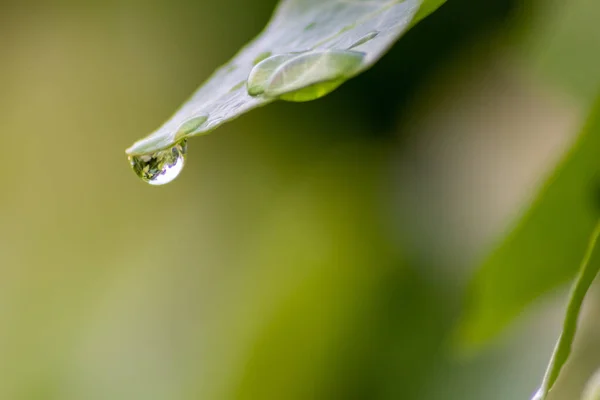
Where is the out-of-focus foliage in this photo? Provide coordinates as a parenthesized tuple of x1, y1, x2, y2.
(456, 0, 600, 354)
(582, 370, 600, 400)
(1, 0, 600, 399)
(523, 0, 600, 104)
(458, 97, 600, 349)
(536, 219, 600, 399)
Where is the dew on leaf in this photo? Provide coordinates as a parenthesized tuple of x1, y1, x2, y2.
(176, 115, 208, 139)
(125, 0, 427, 155)
(264, 49, 365, 101)
(128, 139, 187, 186)
(348, 30, 379, 49)
(289, 49, 312, 55)
(277, 79, 345, 102)
(247, 53, 297, 96)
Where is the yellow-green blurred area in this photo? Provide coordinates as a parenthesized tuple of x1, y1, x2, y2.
(1, 0, 599, 399)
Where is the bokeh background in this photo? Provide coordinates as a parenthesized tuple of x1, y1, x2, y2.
(1, 0, 599, 399)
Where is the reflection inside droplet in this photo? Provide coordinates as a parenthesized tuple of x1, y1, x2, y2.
(128, 139, 187, 185)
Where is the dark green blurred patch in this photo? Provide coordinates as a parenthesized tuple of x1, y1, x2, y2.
(332, 0, 517, 135)
(218, 142, 454, 400)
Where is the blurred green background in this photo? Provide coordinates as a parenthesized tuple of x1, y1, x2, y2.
(1, 0, 599, 399)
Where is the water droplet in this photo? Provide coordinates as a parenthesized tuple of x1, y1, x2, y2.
(348, 31, 379, 49)
(289, 49, 312, 55)
(277, 79, 346, 102)
(264, 49, 365, 102)
(247, 54, 297, 96)
(176, 115, 208, 138)
(128, 140, 187, 186)
(253, 51, 273, 66)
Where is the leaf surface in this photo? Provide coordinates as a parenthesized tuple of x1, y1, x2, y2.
(126, 0, 445, 155)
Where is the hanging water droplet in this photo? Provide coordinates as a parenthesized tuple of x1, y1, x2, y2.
(128, 139, 187, 186)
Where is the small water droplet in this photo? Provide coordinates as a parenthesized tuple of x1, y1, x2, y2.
(176, 115, 208, 139)
(128, 140, 187, 186)
(264, 49, 365, 102)
(348, 30, 379, 49)
(277, 79, 346, 102)
(253, 51, 273, 66)
(247, 54, 297, 96)
(289, 49, 312, 55)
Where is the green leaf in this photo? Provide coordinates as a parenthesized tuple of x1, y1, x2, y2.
(534, 221, 600, 400)
(126, 0, 446, 156)
(457, 96, 600, 349)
